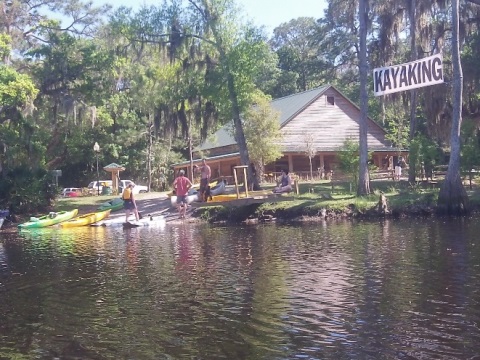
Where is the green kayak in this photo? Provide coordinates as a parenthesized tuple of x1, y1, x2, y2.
(97, 198, 124, 212)
(18, 209, 79, 229)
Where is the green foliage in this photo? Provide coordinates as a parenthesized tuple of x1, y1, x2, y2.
(384, 105, 410, 149)
(0, 66, 38, 108)
(337, 139, 375, 188)
(461, 121, 480, 181)
(242, 91, 283, 179)
(409, 134, 440, 179)
(0, 166, 56, 214)
(227, 32, 278, 111)
(0, 33, 12, 60)
(27, 32, 114, 107)
(337, 139, 360, 186)
(270, 17, 324, 92)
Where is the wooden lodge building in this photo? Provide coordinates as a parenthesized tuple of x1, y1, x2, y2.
(173, 85, 404, 182)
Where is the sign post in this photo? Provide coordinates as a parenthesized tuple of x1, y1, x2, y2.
(51, 170, 62, 187)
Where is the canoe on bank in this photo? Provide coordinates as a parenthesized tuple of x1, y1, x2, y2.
(210, 180, 226, 196)
(18, 209, 79, 229)
(97, 198, 124, 212)
(60, 209, 111, 228)
(0, 209, 9, 229)
(170, 193, 199, 207)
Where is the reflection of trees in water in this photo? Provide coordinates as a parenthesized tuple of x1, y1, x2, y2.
(172, 224, 196, 273)
(124, 229, 141, 273)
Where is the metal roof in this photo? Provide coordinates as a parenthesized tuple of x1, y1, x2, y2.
(272, 85, 329, 126)
(172, 152, 240, 167)
(197, 86, 330, 151)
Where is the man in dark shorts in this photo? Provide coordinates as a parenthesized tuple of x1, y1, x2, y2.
(173, 170, 193, 218)
(196, 158, 211, 202)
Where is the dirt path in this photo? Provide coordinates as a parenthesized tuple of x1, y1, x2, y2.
(107, 192, 199, 224)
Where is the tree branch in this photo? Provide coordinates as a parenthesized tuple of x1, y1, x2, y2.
(130, 31, 217, 48)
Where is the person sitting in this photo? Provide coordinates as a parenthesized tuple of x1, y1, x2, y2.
(273, 169, 293, 194)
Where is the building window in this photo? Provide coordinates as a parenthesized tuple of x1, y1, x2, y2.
(327, 96, 335, 106)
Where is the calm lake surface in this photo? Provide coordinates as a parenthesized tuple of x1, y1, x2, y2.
(1, 216, 480, 359)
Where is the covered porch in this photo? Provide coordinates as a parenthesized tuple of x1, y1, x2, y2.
(173, 150, 408, 184)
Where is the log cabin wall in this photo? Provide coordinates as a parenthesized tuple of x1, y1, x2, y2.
(280, 88, 388, 153)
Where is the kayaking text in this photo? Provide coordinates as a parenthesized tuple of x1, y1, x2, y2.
(373, 54, 443, 96)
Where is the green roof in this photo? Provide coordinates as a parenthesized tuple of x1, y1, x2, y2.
(103, 163, 125, 170)
(197, 85, 330, 151)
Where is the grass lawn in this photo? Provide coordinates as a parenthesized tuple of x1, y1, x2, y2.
(197, 177, 480, 221)
(53, 178, 480, 222)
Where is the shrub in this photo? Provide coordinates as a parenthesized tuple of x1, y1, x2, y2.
(0, 166, 56, 214)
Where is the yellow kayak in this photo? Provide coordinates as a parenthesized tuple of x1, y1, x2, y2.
(209, 190, 272, 203)
(60, 209, 111, 228)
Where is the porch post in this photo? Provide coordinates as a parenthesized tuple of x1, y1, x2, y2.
(319, 154, 325, 179)
(288, 154, 293, 173)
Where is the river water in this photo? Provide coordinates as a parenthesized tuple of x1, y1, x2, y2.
(1, 216, 480, 359)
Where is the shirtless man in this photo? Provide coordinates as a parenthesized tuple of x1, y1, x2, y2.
(196, 158, 211, 202)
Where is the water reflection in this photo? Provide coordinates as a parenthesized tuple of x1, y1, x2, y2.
(1, 217, 480, 359)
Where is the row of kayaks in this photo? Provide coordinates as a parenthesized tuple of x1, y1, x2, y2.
(17, 208, 166, 229)
(16, 198, 126, 229)
(13, 195, 168, 229)
(18, 209, 112, 229)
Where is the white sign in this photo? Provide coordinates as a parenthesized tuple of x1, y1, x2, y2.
(373, 54, 443, 96)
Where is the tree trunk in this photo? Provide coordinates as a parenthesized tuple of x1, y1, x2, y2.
(357, 0, 371, 196)
(437, 0, 469, 214)
(188, 114, 194, 183)
(225, 71, 259, 190)
(202, 0, 259, 190)
(147, 121, 153, 191)
(309, 157, 313, 180)
(408, 0, 417, 184)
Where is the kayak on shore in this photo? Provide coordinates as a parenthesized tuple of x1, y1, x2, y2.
(59, 209, 111, 228)
(18, 209, 79, 229)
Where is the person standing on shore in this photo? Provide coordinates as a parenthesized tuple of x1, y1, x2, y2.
(395, 156, 407, 181)
(196, 158, 211, 202)
(173, 169, 193, 218)
(123, 182, 139, 223)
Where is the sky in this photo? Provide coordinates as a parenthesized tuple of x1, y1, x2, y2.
(91, 0, 328, 34)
